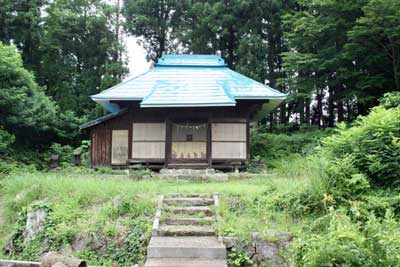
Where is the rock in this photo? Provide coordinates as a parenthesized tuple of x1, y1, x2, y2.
(202, 173, 228, 182)
(250, 230, 292, 242)
(24, 207, 48, 244)
(52, 262, 68, 267)
(247, 242, 256, 257)
(113, 196, 121, 210)
(40, 252, 87, 267)
(3, 238, 14, 255)
(72, 234, 91, 253)
(222, 236, 239, 249)
(254, 242, 280, 264)
(248, 230, 292, 265)
(72, 233, 103, 253)
(264, 230, 292, 242)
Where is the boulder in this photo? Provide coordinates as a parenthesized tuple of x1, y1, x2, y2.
(24, 207, 48, 244)
(222, 236, 239, 249)
(254, 242, 280, 264)
(40, 252, 86, 267)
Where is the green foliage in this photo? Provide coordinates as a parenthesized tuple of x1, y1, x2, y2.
(346, 0, 400, 92)
(0, 42, 57, 145)
(0, 127, 14, 155)
(47, 143, 74, 166)
(123, 0, 189, 61)
(42, 0, 128, 115)
(292, 209, 400, 267)
(322, 105, 400, 187)
(323, 155, 370, 202)
(251, 128, 332, 166)
(228, 247, 253, 267)
(380, 92, 400, 109)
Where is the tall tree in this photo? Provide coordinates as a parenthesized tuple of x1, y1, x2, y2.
(346, 0, 400, 101)
(0, 0, 48, 72)
(123, 0, 188, 61)
(41, 0, 128, 115)
(281, 0, 366, 126)
(0, 42, 80, 147)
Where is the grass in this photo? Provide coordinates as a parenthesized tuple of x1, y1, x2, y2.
(0, 166, 310, 264)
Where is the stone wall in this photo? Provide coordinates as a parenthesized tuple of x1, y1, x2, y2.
(223, 230, 292, 266)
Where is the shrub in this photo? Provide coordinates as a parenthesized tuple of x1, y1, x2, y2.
(324, 155, 370, 202)
(380, 92, 400, 109)
(292, 209, 400, 267)
(322, 106, 400, 187)
(250, 128, 332, 167)
(46, 143, 74, 167)
(0, 127, 15, 155)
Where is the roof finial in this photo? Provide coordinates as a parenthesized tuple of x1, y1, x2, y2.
(216, 50, 222, 58)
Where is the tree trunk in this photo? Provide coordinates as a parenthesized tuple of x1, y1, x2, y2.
(280, 103, 287, 124)
(305, 98, 311, 126)
(327, 87, 335, 127)
(316, 90, 323, 127)
(299, 97, 305, 124)
(337, 100, 344, 122)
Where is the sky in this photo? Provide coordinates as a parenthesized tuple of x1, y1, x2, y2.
(124, 36, 152, 80)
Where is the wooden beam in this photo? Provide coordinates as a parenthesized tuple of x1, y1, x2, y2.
(165, 119, 171, 168)
(207, 118, 212, 168)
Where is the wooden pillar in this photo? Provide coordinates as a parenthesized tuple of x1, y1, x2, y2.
(246, 118, 250, 161)
(165, 119, 171, 168)
(207, 118, 212, 168)
(128, 122, 133, 163)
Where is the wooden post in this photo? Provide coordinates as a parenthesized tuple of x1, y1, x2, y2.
(207, 118, 212, 168)
(246, 118, 250, 162)
(165, 119, 171, 168)
(128, 122, 133, 164)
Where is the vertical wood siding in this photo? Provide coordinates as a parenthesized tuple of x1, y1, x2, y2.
(91, 128, 111, 166)
(211, 123, 247, 159)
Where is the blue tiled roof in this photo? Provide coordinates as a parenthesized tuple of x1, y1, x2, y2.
(91, 54, 286, 110)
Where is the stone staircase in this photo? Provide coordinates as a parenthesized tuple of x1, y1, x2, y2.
(144, 193, 227, 267)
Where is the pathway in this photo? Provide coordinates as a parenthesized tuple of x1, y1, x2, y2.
(144, 193, 227, 267)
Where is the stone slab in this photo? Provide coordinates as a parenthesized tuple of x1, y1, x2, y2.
(163, 217, 214, 225)
(158, 225, 215, 237)
(165, 206, 212, 216)
(164, 197, 214, 206)
(147, 236, 226, 259)
(144, 258, 227, 267)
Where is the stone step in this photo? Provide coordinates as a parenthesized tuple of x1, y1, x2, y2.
(157, 225, 215, 237)
(164, 206, 213, 216)
(147, 236, 226, 259)
(168, 193, 211, 198)
(164, 197, 214, 206)
(162, 217, 214, 225)
(144, 258, 228, 267)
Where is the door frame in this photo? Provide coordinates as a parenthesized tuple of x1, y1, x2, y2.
(166, 119, 210, 165)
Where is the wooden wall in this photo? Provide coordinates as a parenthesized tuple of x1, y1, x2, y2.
(91, 127, 111, 167)
(88, 100, 263, 167)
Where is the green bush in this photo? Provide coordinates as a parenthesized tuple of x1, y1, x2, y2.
(292, 209, 400, 267)
(380, 92, 400, 109)
(322, 106, 400, 187)
(46, 143, 74, 167)
(251, 128, 332, 167)
(0, 127, 15, 155)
